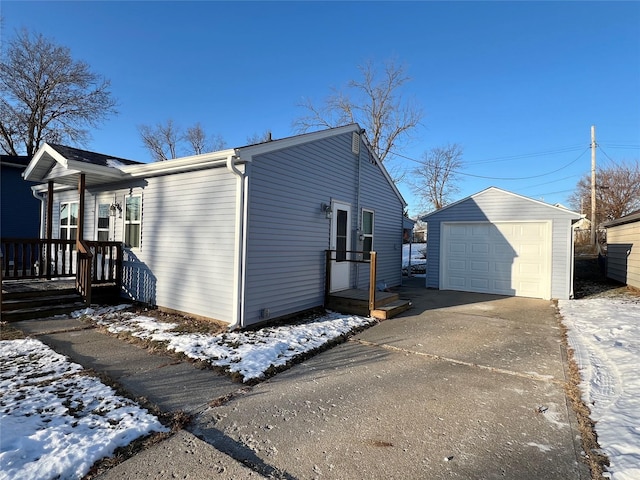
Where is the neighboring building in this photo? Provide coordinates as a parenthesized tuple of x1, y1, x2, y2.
(23, 124, 407, 328)
(420, 187, 581, 300)
(1, 155, 40, 238)
(603, 210, 640, 290)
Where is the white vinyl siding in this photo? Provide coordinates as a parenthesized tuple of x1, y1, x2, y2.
(125, 167, 239, 322)
(241, 131, 404, 326)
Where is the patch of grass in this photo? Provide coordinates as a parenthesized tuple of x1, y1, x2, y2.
(0, 323, 25, 340)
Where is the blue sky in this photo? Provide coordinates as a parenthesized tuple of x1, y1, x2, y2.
(2, 1, 639, 216)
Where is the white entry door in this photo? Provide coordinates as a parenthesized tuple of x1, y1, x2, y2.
(330, 201, 351, 292)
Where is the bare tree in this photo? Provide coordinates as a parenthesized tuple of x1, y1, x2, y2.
(0, 29, 117, 156)
(294, 58, 423, 164)
(138, 119, 226, 161)
(569, 160, 640, 225)
(246, 130, 272, 145)
(138, 120, 179, 161)
(410, 143, 464, 211)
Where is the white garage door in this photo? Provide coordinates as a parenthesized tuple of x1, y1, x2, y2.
(441, 222, 551, 299)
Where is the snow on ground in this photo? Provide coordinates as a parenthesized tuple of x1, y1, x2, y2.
(74, 307, 377, 382)
(402, 242, 426, 275)
(559, 295, 640, 480)
(0, 338, 168, 480)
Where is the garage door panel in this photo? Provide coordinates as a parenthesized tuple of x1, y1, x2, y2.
(441, 222, 550, 299)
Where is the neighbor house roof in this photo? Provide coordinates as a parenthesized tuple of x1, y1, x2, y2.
(0, 155, 32, 168)
(602, 210, 640, 228)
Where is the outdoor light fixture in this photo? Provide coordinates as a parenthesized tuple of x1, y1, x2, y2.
(109, 202, 122, 218)
(321, 203, 332, 219)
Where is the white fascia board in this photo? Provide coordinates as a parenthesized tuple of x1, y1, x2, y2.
(359, 132, 407, 208)
(23, 143, 67, 180)
(120, 148, 241, 177)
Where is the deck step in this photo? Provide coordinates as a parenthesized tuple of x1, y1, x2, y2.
(2, 293, 83, 311)
(371, 299, 412, 320)
(1, 302, 86, 322)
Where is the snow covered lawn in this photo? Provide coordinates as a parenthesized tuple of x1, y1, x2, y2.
(74, 306, 377, 383)
(0, 338, 168, 480)
(559, 294, 640, 480)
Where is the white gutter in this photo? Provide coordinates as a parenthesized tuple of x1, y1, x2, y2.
(121, 149, 237, 178)
(225, 152, 249, 330)
(31, 186, 47, 239)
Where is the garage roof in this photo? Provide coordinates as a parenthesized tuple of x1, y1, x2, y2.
(420, 186, 581, 221)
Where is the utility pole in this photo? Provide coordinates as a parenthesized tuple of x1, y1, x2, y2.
(590, 125, 597, 245)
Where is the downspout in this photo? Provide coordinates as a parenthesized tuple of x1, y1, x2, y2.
(31, 187, 47, 239)
(226, 153, 248, 330)
(355, 130, 363, 286)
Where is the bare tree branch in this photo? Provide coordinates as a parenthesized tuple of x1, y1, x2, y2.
(0, 29, 117, 155)
(409, 143, 464, 211)
(293, 58, 423, 164)
(139, 119, 226, 161)
(568, 160, 640, 224)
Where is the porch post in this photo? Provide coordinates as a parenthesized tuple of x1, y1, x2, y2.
(77, 174, 85, 246)
(46, 181, 53, 278)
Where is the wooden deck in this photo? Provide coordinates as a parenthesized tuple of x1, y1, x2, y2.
(326, 288, 411, 319)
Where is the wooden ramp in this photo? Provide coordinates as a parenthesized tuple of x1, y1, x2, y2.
(326, 289, 412, 320)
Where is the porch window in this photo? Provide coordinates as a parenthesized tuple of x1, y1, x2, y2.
(97, 203, 110, 241)
(59, 202, 79, 242)
(125, 195, 141, 248)
(362, 209, 374, 260)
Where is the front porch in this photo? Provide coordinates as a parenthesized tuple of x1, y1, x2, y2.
(1, 238, 124, 321)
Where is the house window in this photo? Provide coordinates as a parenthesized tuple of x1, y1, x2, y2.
(362, 209, 374, 260)
(97, 203, 110, 241)
(124, 195, 141, 248)
(59, 202, 79, 243)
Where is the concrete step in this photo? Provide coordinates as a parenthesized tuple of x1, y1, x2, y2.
(371, 299, 412, 320)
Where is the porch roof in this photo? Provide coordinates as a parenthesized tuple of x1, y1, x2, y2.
(23, 143, 141, 188)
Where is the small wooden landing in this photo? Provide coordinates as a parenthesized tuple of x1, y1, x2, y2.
(326, 289, 411, 320)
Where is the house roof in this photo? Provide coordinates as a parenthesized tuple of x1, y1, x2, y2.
(420, 186, 581, 221)
(0, 155, 32, 168)
(602, 209, 640, 228)
(23, 144, 143, 188)
(23, 125, 406, 207)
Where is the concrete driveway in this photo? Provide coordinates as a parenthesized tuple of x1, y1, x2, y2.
(186, 279, 587, 479)
(20, 279, 587, 479)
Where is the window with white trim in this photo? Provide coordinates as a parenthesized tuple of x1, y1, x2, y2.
(97, 203, 110, 241)
(362, 209, 374, 260)
(124, 195, 142, 248)
(59, 202, 79, 243)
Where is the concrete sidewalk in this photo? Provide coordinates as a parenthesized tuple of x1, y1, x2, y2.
(12, 280, 590, 479)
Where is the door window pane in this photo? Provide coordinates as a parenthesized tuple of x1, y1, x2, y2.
(336, 209, 348, 262)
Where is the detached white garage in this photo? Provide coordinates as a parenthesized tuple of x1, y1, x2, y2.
(421, 187, 581, 300)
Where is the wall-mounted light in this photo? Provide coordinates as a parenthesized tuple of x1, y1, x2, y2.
(321, 203, 332, 219)
(109, 202, 122, 218)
